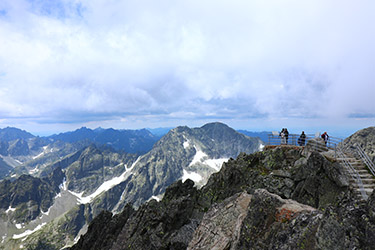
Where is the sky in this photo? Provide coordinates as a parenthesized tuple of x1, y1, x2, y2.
(0, 0, 374, 137)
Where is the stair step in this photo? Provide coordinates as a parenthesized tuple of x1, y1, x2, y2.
(352, 184, 375, 188)
(355, 170, 371, 174)
(337, 158, 357, 162)
(350, 179, 375, 184)
(352, 164, 366, 167)
(353, 188, 374, 193)
(350, 173, 373, 176)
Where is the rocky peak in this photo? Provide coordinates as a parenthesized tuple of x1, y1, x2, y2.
(343, 126, 375, 161)
(0, 127, 34, 142)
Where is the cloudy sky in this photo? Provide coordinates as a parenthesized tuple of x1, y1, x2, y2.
(0, 0, 374, 136)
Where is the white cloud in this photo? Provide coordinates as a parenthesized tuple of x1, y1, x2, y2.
(0, 0, 374, 133)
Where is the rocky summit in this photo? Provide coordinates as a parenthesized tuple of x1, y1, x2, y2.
(69, 143, 375, 250)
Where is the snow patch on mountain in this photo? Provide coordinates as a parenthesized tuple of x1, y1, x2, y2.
(41, 207, 51, 216)
(32, 146, 49, 160)
(13, 223, 47, 240)
(32, 152, 44, 160)
(112, 157, 145, 211)
(151, 196, 161, 202)
(183, 135, 191, 149)
(183, 140, 190, 149)
(1, 235, 6, 244)
(28, 167, 38, 175)
(59, 178, 67, 191)
(5, 206, 16, 214)
(70, 158, 140, 204)
(182, 169, 203, 183)
(189, 146, 208, 166)
(202, 158, 228, 171)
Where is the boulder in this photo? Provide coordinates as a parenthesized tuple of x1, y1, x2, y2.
(188, 192, 251, 250)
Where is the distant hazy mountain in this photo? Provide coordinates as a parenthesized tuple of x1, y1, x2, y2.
(0, 127, 34, 142)
(0, 126, 160, 180)
(47, 127, 159, 154)
(237, 130, 270, 144)
(146, 127, 173, 137)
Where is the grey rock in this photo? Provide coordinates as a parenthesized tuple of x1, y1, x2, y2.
(188, 192, 252, 250)
(271, 169, 291, 178)
(343, 126, 375, 162)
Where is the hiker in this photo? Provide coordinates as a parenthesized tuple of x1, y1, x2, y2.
(298, 131, 306, 146)
(284, 128, 289, 145)
(280, 128, 286, 145)
(321, 132, 329, 146)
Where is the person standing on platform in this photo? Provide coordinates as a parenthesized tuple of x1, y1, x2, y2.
(284, 128, 289, 145)
(298, 131, 306, 146)
(280, 128, 286, 145)
(321, 132, 329, 146)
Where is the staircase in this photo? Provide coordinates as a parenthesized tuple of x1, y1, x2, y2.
(336, 155, 375, 201)
(303, 137, 375, 201)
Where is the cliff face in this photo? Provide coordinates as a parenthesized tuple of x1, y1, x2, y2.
(70, 146, 375, 250)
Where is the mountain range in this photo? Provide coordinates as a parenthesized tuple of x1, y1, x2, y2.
(47, 127, 160, 154)
(0, 122, 263, 249)
(66, 126, 375, 250)
(2, 124, 375, 249)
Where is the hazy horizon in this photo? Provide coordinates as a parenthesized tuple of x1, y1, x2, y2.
(0, 121, 361, 139)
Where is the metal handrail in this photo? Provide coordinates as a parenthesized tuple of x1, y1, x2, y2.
(267, 133, 343, 154)
(268, 133, 316, 146)
(355, 145, 375, 177)
(337, 148, 368, 200)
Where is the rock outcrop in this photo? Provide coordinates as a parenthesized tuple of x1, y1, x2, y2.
(0, 167, 64, 222)
(198, 148, 349, 210)
(343, 126, 375, 161)
(70, 205, 135, 250)
(69, 145, 375, 250)
(187, 192, 251, 250)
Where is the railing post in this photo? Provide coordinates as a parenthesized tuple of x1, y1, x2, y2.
(335, 144, 337, 159)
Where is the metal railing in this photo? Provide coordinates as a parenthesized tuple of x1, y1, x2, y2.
(267, 133, 315, 146)
(267, 133, 343, 152)
(337, 148, 368, 200)
(355, 144, 375, 177)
